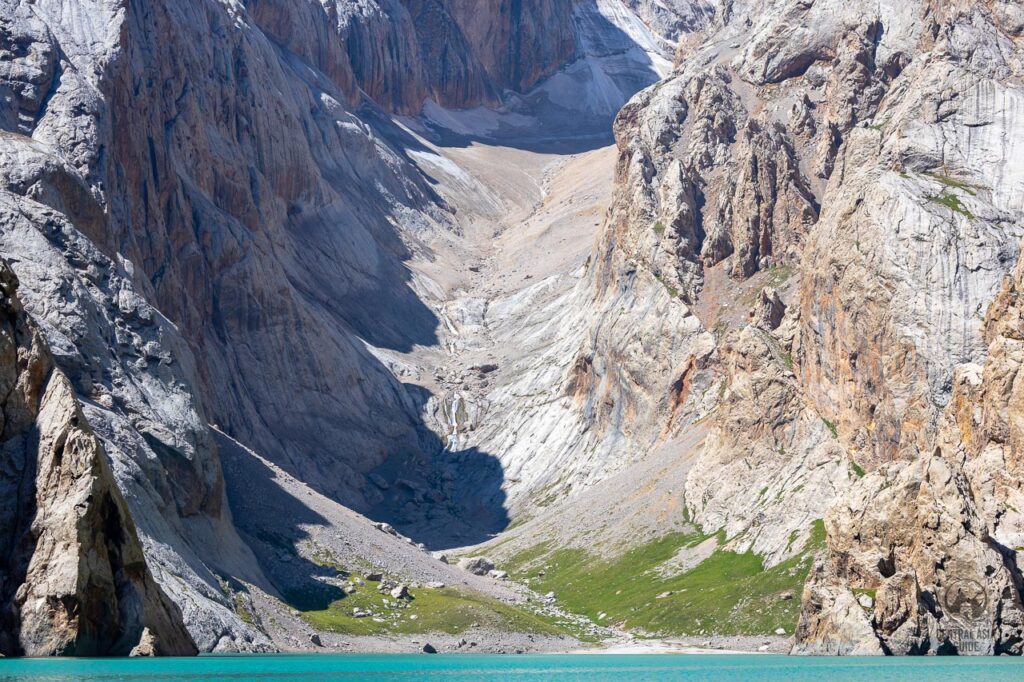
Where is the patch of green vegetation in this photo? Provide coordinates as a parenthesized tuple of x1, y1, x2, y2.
(821, 417, 839, 439)
(766, 264, 794, 288)
(853, 587, 877, 602)
(654, 272, 680, 298)
(756, 328, 792, 373)
(918, 172, 984, 220)
(532, 479, 571, 509)
(505, 513, 533, 531)
(234, 593, 254, 624)
(216, 574, 256, 624)
(717, 378, 728, 401)
(810, 519, 826, 546)
(299, 575, 578, 639)
(653, 220, 666, 236)
(504, 541, 555, 572)
(927, 192, 975, 219)
(849, 460, 866, 478)
(865, 118, 889, 132)
(712, 319, 730, 338)
(310, 546, 351, 575)
(925, 172, 983, 196)
(503, 523, 826, 637)
(784, 529, 800, 554)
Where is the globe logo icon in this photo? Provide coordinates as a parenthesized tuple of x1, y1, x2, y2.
(943, 579, 988, 623)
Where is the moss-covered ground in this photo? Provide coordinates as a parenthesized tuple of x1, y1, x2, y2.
(928, 192, 974, 219)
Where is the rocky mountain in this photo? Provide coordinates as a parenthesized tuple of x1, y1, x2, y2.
(1, 0, 1022, 658)
(463, 0, 1024, 654)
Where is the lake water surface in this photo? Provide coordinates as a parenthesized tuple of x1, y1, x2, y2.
(1, 654, 1023, 681)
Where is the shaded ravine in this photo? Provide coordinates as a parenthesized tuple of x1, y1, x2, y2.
(363, 134, 621, 549)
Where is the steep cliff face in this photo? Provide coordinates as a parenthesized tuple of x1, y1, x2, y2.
(418, 0, 577, 101)
(502, 0, 902, 562)
(0, 264, 196, 657)
(692, 0, 1021, 561)
(579, 0, 1024, 651)
(3, 0, 1022, 656)
(245, 0, 578, 115)
(792, 0, 1024, 654)
(796, 0, 1024, 468)
(105, 0, 448, 511)
(563, 0, 1021, 560)
(797, 253, 1024, 655)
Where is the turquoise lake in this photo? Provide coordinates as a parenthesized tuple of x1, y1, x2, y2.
(1, 654, 1023, 681)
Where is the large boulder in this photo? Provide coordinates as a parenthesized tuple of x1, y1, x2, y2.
(456, 556, 495, 576)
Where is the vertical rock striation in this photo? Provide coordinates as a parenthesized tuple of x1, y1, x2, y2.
(246, 0, 579, 114)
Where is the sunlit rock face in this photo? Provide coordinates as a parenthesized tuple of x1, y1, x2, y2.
(790, 1, 1024, 654)
(797, 252, 1024, 656)
(552, 0, 1024, 652)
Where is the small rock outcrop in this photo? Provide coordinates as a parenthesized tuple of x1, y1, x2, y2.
(129, 629, 158, 657)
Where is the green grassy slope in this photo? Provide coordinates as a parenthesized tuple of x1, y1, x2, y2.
(502, 520, 825, 637)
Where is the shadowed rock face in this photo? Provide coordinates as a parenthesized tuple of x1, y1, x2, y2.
(404, 0, 578, 109)
(0, 264, 196, 657)
(104, 0, 445, 510)
(246, 0, 577, 114)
